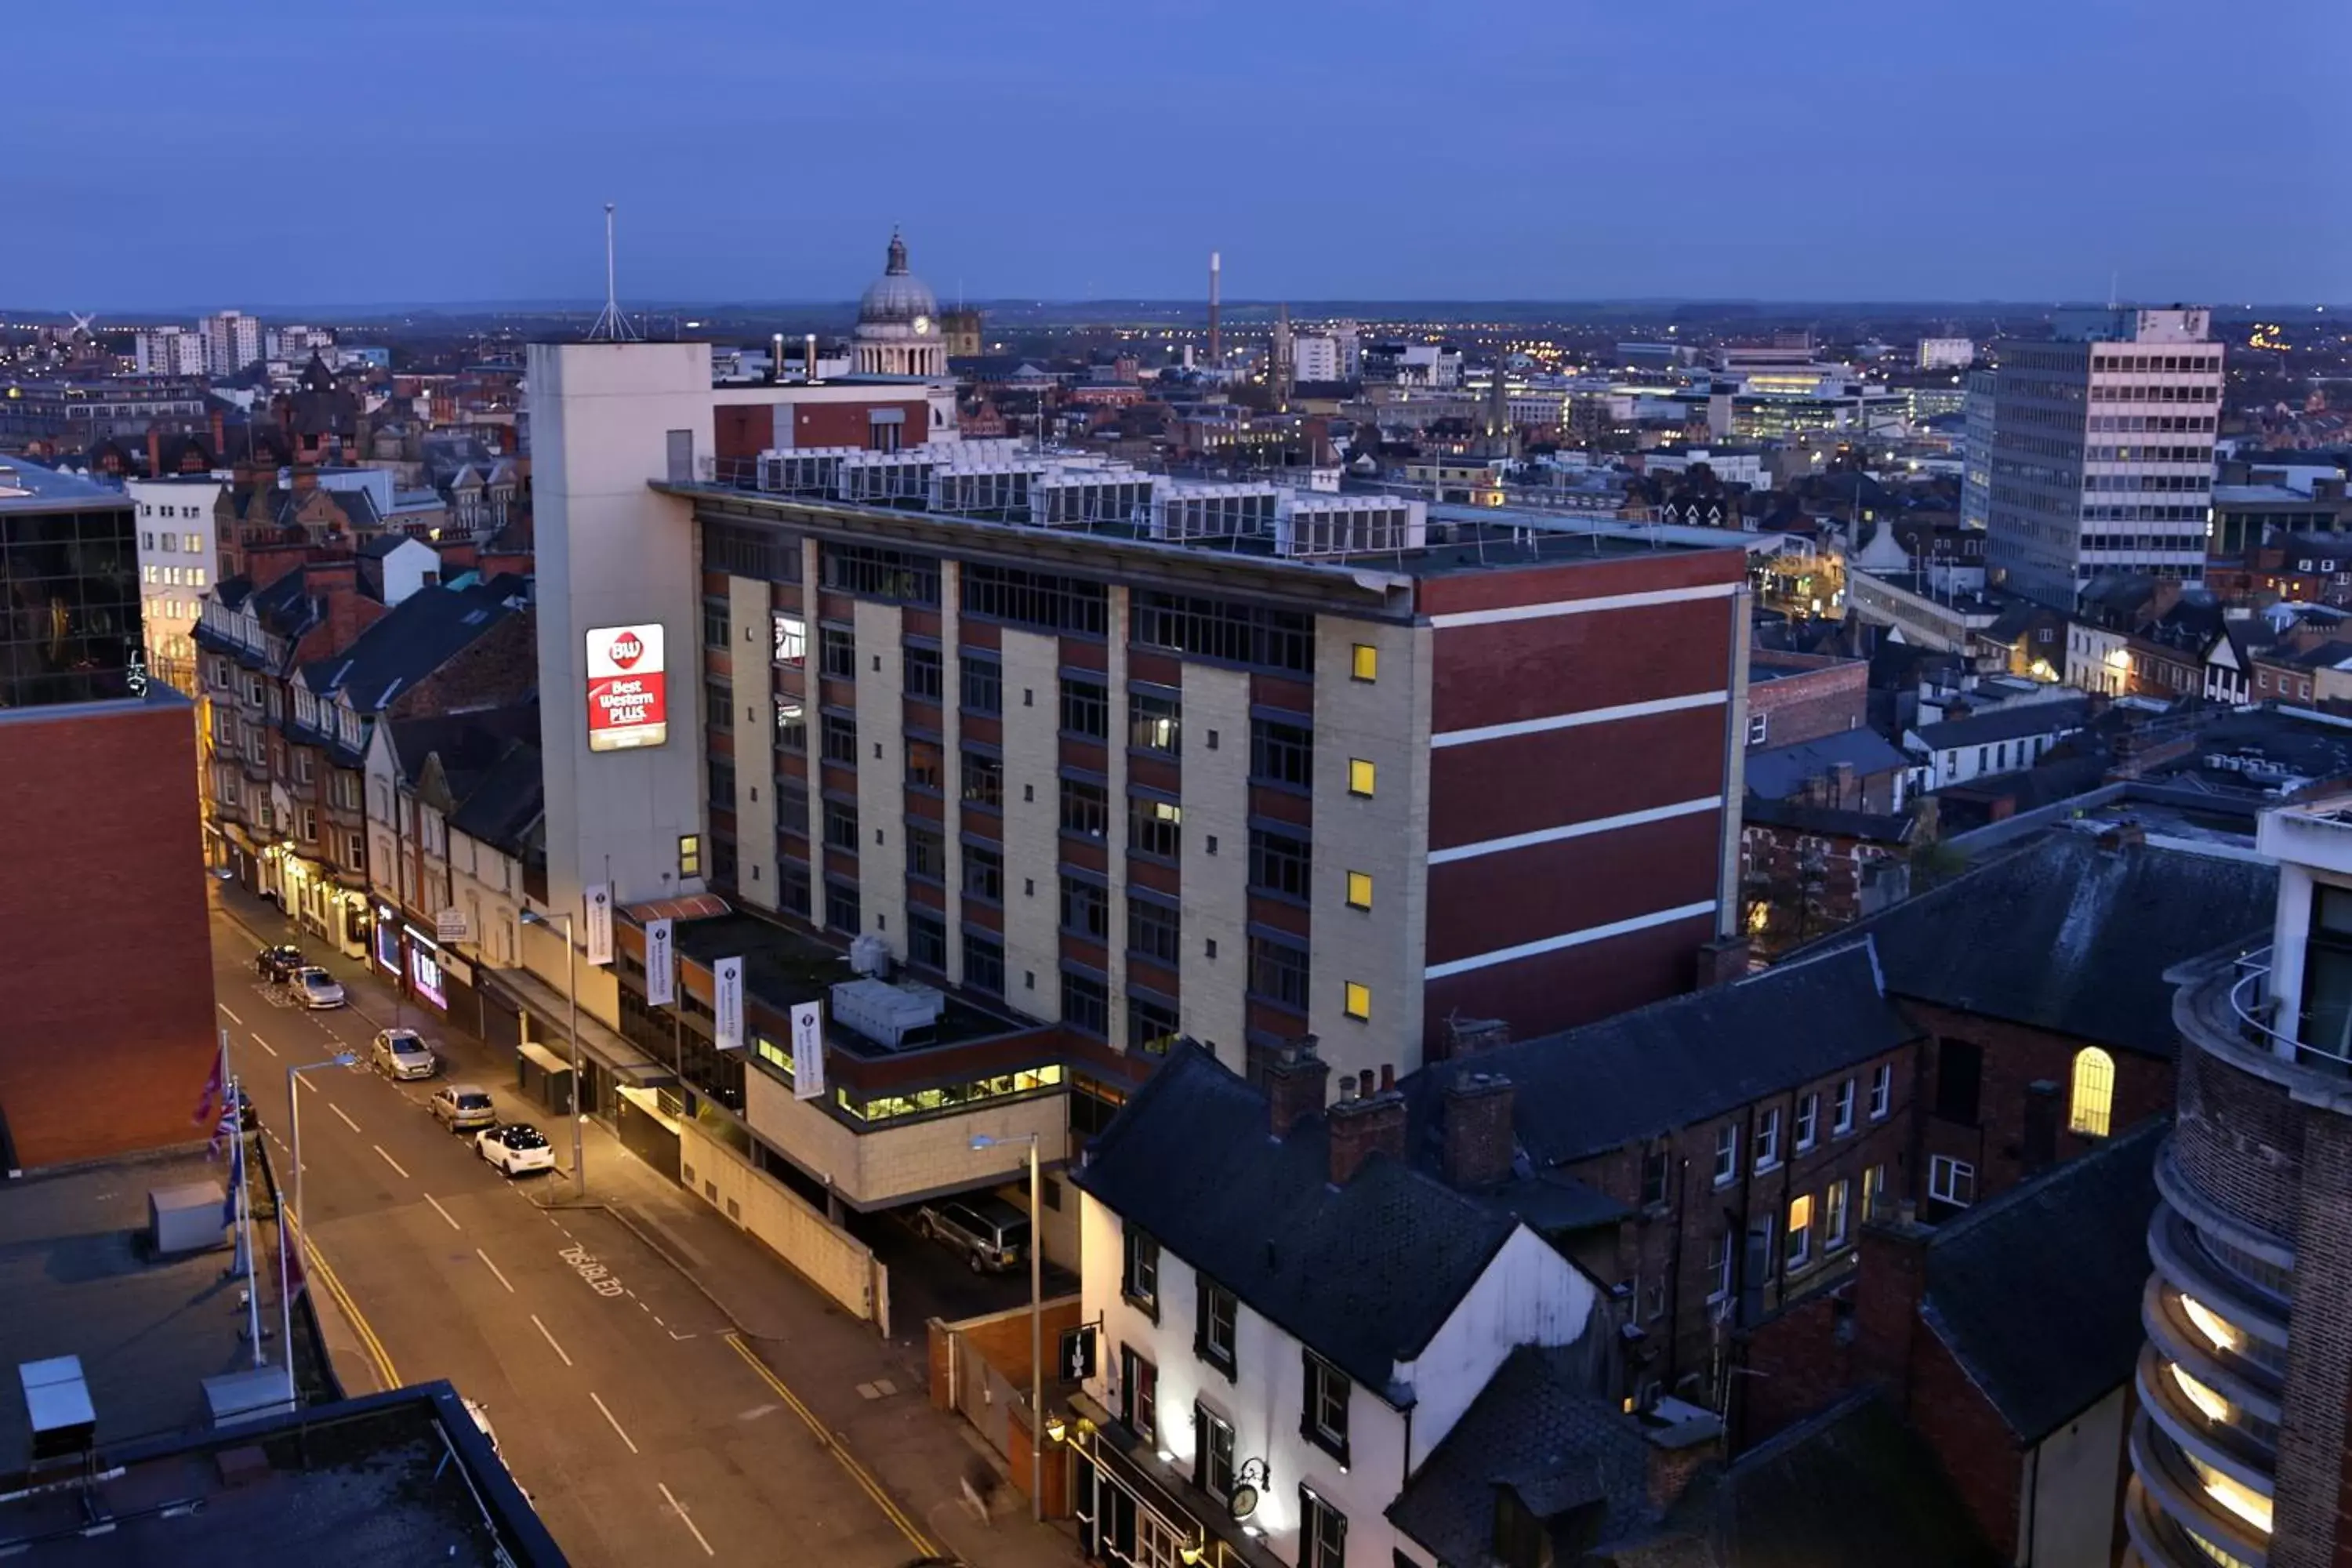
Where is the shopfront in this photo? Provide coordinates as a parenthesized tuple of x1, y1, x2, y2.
(372, 902, 402, 975)
(1065, 1398, 1271, 1568)
(404, 926, 452, 1016)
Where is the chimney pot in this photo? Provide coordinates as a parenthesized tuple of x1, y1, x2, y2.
(1264, 1037, 1330, 1136)
(1441, 1069, 1515, 1189)
(1327, 1089, 1408, 1185)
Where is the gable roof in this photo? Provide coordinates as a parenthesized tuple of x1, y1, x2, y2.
(1072, 1044, 1522, 1396)
(1743, 729, 1911, 801)
(1831, 832, 2278, 1057)
(302, 575, 527, 717)
(447, 738, 544, 856)
(1907, 695, 2090, 752)
(1919, 1118, 2165, 1443)
(1399, 943, 1920, 1171)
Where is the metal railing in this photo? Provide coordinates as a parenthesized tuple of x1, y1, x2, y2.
(2226, 947, 2352, 1074)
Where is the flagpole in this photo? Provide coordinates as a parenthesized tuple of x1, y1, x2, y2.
(233, 1079, 264, 1370)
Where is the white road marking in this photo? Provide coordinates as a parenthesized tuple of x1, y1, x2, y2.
(250, 1033, 278, 1058)
(476, 1249, 515, 1293)
(530, 1313, 574, 1367)
(423, 1193, 462, 1231)
(295, 1076, 316, 1094)
(330, 1104, 361, 1134)
(590, 1391, 640, 1454)
(372, 1144, 409, 1180)
(657, 1483, 715, 1557)
(218, 1005, 243, 1025)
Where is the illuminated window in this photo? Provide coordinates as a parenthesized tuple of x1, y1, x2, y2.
(1784, 1194, 1813, 1270)
(2187, 1454, 2274, 1534)
(677, 834, 702, 878)
(1344, 982, 1371, 1021)
(2070, 1047, 2115, 1137)
(1345, 871, 1373, 909)
(1348, 758, 1376, 797)
(2170, 1362, 2233, 1425)
(1350, 643, 1378, 682)
(2180, 1295, 2245, 1356)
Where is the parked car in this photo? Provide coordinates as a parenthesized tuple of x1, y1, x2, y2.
(256, 945, 303, 982)
(370, 1028, 438, 1081)
(913, 1196, 1032, 1274)
(293, 967, 346, 1009)
(430, 1084, 499, 1133)
(476, 1123, 554, 1178)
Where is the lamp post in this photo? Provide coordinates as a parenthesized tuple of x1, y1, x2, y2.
(521, 908, 583, 1198)
(283, 1051, 357, 1401)
(972, 1131, 1044, 1521)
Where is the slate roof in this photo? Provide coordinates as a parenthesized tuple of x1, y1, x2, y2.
(389, 704, 539, 797)
(1918, 1118, 2165, 1443)
(1743, 729, 1911, 800)
(1832, 833, 2278, 1057)
(1073, 1044, 1523, 1397)
(447, 739, 544, 857)
(1739, 796, 1914, 844)
(1397, 943, 1919, 1171)
(1387, 1345, 1652, 1565)
(301, 573, 527, 717)
(1908, 696, 2089, 752)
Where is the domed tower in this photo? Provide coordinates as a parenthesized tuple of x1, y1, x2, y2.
(852, 228, 944, 378)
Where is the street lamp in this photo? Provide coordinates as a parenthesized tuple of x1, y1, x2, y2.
(971, 1130, 1044, 1521)
(520, 908, 583, 1199)
(283, 1051, 357, 1402)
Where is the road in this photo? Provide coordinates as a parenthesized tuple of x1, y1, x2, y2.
(209, 907, 941, 1568)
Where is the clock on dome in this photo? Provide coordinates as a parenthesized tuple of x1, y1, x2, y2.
(913, 315, 931, 336)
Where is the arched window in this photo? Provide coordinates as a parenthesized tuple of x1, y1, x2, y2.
(2070, 1047, 2116, 1138)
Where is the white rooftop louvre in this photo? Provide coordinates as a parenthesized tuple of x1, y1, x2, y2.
(833, 448, 940, 508)
(757, 446, 862, 496)
(1273, 492, 1428, 560)
(929, 459, 1051, 519)
(1028, 466, 1156, 529)
(1149, 481, 1282, 543)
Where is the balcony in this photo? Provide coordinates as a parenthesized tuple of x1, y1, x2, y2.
(2177, 946, 2352, 1099)
(2129, 1412, 2272, 1568)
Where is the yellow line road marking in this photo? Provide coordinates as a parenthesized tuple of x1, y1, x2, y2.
(723, 1331, 938, 1557)
(305, 1236, 399, 1391)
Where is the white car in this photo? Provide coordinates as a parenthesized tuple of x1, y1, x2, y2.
(294, 967, 347, 1009)
(371, 1028, 438, 1080)
(476, 1123, 555, 1178)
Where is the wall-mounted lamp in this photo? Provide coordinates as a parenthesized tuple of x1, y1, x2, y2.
(1179, 1529, 1207, 1566)
(1044, 1414, 1069, 1444)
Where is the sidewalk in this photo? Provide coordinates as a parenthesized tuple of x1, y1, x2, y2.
(211, 877, 1080, 1568)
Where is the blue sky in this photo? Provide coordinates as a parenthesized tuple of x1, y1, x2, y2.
(7, 0, 2346, 309)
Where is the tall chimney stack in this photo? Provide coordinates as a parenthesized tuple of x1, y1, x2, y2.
(1208, 251, 1221, 375)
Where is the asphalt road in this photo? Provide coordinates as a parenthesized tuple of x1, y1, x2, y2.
(209, 910, 935, 1568)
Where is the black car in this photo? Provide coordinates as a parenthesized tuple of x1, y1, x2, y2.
(256, 944, 303, 982)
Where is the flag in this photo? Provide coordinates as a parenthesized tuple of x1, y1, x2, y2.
(221, 1137, 245, 1228)
(206, 1104, 238, 1160)
(278, 1228, 308, 1304)
(192, 1054, 224, 1127)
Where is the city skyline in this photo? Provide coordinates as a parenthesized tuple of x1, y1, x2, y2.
(10, 0, 2346, 310)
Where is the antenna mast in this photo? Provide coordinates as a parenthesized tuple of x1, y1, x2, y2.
(588, 201, 641, 343)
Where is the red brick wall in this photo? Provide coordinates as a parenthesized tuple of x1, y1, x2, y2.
(1428, 706, 1724, 850)
(1747, 659, 1866, 748)
(0, 702, 217, 1167)
(788, 400, 931, 450)
(1422, 912, 1711, 1053)
(1424, 813, 1720, 967)
(1430, 597, 1733, 735)
(1909, 1327, 2027, 1555)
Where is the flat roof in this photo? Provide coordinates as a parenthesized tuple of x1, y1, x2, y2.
(0, 459, 125, 513)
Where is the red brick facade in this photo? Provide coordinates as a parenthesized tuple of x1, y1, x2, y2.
(0, 702, 217, 1168)
(1746, 655, 1867, 749)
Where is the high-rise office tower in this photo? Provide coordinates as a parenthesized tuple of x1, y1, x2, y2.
(1982, 307, 2223, 608)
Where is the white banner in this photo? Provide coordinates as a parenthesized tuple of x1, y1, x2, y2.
(434, 908, 470, 944)
(644, 917, 675, 1008)
(584, 884, 613, 966)
(714, 956, 745, 1051)
(790, 1000, 825, 1101)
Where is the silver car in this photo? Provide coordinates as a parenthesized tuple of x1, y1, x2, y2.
(372, 1029, 438, 1081)
(430, 1083, 498, 1133)
(294, 967, 347, 1009)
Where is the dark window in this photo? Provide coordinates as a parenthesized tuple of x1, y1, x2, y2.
(1936, 1040, 1984, 1126)
(1185, 1283, 1236, 1378)
(1060, 677, 1109, 740)
(819, 626, 856, 680)
(963, 843, 1004, 902)
(2299, 884, 2352, 1051)
(906, 822, 946, 882)
(1059, 777, 1109, 840)
(906, 738, 942, 791)
(1299, 1490, 1346, 1568)
(963, 931, 1005, 996)
(909, 909, 947, 971)
(701, 596, 730, 649)
(903, 644, 943, 701)
(820, 711, 858, 764)
(822, 798, 858, 851)
(1062, 971, 1109, 1039)
(1248, 827, 1312, 901)
(1129, 795, 1182, 859)
(960, 654, 1002, 715)
(1129, 689, 1181, 754)
(1128, 895, 1181, 966)
(1249, 934, 1310, 1012)
(1119, 1344, 1158, 1438)
(823, 879, 860, 935)
(707, 757, 735, 807)
(1640, 1148, 1669, 1208)
(1250, 717, 1314, 788)
(964, 563, 1109, 637)
(779, 858, 811, 917)
(1059, 875, 1108, 939)
(1195, 1405, 1236, 1498)
(819, 542, 939, 604)
(775, 702, 807, 753)
(702, 520, 800, 581)
(706, 677, 734, 733)
(961, 750, 1004, 808)
(1301, 1353, 1350, 1461)
(1122, 1223, 1160, 1316)
(1130, 994, 1181, 1057)
(1134, 590, 1313, 673)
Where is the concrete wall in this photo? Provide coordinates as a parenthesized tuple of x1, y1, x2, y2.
(996, 628, 1064, 1018)
(677, 1118, 879, 1325)
(730, 573, 779, 913)
(853, 599, 908, 950)
(1177, 662, 1251, 1059)
(742, 1058, 1068, 1209)
(2024, 1384, 2128, 1568)
(528, 341, 713, 928)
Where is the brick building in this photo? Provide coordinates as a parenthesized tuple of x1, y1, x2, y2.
(1737, 796, 1914, 960)
(0, 463, 216, 1169)
(1744, 650, 1867, 750)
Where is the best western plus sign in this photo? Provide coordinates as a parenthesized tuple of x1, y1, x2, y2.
(584, 622, 669, 752)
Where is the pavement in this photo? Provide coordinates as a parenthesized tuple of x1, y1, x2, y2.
(210, 877, 1078, 1568)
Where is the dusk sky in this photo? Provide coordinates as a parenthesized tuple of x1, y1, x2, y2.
(10, 0, 2347, 310)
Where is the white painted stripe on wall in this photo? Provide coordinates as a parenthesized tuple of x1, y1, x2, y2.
(1425, 899, 1719, 981)
(1432, 688, 1726, 748)
(1427, 579, 1740, 630)
(1428, 795, 1723, 866)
